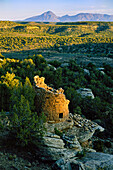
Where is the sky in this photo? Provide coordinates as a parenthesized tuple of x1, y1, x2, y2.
(0, 0, 113, 20)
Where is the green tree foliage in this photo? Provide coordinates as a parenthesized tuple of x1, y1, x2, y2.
(65, 87, 82, 113)
(32, 54, 47, 71)
(0, 21, 113, 55)
(69, 59, 81, 72)
(0, 53, 5, 59)
(19, 59, 35, 82)
(9, 95, 46, 146)
(10, 77, 36, 111)
(53, 68, 63, 89)
(0, 83, 10, 111)
(48, 60, 61, 68)
(23, 77, 35, 111)
(1, 72, 19, 89)
(0, 72, 20, 111)
(74, 106, 82, 115)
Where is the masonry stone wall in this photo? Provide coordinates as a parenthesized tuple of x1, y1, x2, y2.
(34, 75, 70, 123)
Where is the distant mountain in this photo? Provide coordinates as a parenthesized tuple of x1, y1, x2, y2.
(24, 11, 113, 22)
(66, 13, 113, 22)
(25, 11, 59, 22)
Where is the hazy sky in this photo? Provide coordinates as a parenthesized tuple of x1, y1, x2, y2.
(0, 0, 113, 20)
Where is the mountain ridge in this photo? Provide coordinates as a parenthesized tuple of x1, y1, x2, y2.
(24, 11, 113, 22)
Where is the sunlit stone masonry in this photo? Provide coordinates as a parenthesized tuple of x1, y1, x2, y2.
(34, 75, 70, 123)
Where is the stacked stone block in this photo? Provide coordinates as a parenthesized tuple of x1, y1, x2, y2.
(34, 75, 70, 123)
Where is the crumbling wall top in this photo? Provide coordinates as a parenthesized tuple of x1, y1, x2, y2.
(34, 75, 64, 94)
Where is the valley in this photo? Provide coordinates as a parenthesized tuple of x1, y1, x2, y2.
(0, 21, 113, 67)
(0, 20, 113, 169)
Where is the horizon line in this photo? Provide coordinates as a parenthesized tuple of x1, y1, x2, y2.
(1, 11, 113, 21)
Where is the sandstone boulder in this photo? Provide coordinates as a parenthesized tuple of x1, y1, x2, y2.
(42, 136, 65, 149)
(76, 88, 94, 99)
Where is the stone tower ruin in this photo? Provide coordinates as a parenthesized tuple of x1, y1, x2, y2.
(34, 75, 70, 123)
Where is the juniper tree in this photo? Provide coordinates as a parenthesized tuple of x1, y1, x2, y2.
(10, 95, 46, 146)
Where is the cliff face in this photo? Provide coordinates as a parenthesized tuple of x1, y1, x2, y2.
(34, 75, 70, 123)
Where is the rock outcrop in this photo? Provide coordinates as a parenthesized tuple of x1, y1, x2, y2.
(53, 152, 113, 170)
(34, 75, 70, 123)
(33, 75, 106, 166)
(76, 88, 95, 99)
(35, 132, 76, 161)
(34, 113, 104, 161)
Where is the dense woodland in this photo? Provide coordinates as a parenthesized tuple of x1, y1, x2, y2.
(0, 54, 113, 143)
(0, 21, 113, 146)
(0, 21, 113, 59)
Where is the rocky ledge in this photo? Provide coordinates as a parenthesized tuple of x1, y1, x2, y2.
(53, 152, 113, 170)
(34, 113, 104, 161)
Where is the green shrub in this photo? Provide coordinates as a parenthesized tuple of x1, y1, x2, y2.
(74, 106, 82, 115)
(54, 128, 63, 137)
